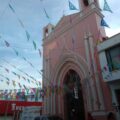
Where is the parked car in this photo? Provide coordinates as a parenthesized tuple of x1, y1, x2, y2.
(34, 115, 63, 120)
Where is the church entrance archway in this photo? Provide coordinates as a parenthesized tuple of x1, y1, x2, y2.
(63, 69, 85, 120)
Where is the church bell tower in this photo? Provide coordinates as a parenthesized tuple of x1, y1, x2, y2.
(78, 0, 100, 11)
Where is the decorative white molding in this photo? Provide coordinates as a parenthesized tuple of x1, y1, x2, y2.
(88, 32, 105, 110)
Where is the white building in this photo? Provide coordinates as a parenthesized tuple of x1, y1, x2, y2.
(98, 33, 120, 120)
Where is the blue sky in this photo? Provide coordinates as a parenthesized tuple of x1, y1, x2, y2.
(0, 0, 119, 90)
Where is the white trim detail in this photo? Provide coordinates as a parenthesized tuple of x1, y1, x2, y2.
(88, 32, 105, 110)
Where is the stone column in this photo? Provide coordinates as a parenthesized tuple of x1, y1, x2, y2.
(88, 32, 105, 110)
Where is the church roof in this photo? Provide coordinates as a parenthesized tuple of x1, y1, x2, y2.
(53, 12, 80, 31)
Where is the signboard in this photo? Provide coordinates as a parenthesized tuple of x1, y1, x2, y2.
(0, 100, 43, 116)
(20, 106, 42, 120)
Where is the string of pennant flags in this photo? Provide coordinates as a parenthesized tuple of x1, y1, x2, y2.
(0, 54, 52, 91)
(0, 0, 50, 90)
(0, 64, 119, 100)
(0, 0, 113, 42)
(0, 0, 114, 93)
(0, 35, 43, 88)
(1, 59, 38, 82)
(0, 64, 41, 86)
(0, 73, 25, 89)
(39, 0, 51, 23)
(0, 35, 42, 75)
(0, 33, 84, 89)
(0, 79, 66, 100)
(0, 87, 44, 101)
(0, 34, 42, 57)
(101, 0, 113, 28)
(0, 72, 41, 89)
(8, 3, 37, 48)
(0, 55, 51, 90)
(0, 81, 73, 100)
(42, 0, 112, 28)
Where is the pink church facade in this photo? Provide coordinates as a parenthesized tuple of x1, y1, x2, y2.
(42, 0, 114, 120)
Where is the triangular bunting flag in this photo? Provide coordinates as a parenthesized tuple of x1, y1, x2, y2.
(6, 81, 10, 85)
(25, 30, 30, 41)
(9, 4, 15, 13)
(26, 89, 29, 94)
(16, 74, 20, 79)
(38, 49, 41, 57)
(5, 68, 9, 73)
(12, 71, 17, 75)
(43, 8, 50, 19)
(28, 61, 34, 68)
(22, 57, 27, 61)
(23, 85, 27, 89)
(35, 88, 39, 101)
(101, 18, 110, 28)
(103, 0, 113, 13)
(6, 77, 10, 81)
(18, 19, 25, 28)
(36, 82, 38, 86)
(22, 76, 26, 81)
(39, 81, 41, 86)
(69, 1, 77, 10)
(12, 80, 16, 87)
(18, 83, 22, 88)
(13, 49, 19, 56)
(31, 88, 36, 93)
(33, 40, 37, 50)
(27, 79, 30, 83)
(0, 80, 3, 82)
(31, 80, 34, 83)
(4, 41, 10, 47)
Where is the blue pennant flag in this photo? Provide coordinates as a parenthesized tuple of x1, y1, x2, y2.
(4, 40, 10, 47)
(13, 49, 19, 56)
(23, 85, 27, 90)
(69, 1, 77, 10)
(6, 77, 10, 81)
(9, 4, 15, 13)
(28, 61, 34, 68)
(27, 79, 30, 83)
(18, 19, 25, 28)
(22, 57, 27, 61)
(103, 0, 113, 13)
(44, 8, 50, 19)
(12, 71, 17, 75)
(0, 80, 3, 82)
(25, 30, 30, 41)
(101, 18, 110, 28)
(33, 40, 37, 50)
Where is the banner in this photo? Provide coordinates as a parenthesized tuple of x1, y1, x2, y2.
(0, 100, 43, 115)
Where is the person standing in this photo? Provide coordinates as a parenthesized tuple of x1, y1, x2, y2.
(87, 112, 95, 120)
(107, 112, 116, 120)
